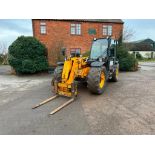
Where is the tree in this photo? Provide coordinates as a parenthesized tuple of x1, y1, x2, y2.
(123, 26, 135, 42)
(117, 45, 138, 71)
(8, 36, 48, 74)
(0, 42, 8, 65)
(50, 40, 65, 66)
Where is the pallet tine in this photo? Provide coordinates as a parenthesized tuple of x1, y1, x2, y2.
(49, 98, 74, 115)
(32, 95, 58, 109)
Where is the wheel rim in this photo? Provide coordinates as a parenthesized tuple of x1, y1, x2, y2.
(99, 72, 105, 88)
(116, 68, 119, 79)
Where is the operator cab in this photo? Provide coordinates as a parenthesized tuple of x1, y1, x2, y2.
(90, 38, 117, 60)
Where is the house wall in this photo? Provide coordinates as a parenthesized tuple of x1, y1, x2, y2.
(129, 51, 155, 58)
(32, 20, 123, 66)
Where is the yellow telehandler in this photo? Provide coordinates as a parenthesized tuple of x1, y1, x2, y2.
(32, 37, 119, 115)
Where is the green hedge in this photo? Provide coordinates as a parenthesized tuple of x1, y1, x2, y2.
(117, 45, 138, 71)
(8, 36, 48, 74)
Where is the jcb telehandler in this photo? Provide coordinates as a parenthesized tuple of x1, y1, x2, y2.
(33, 37, 119, 115)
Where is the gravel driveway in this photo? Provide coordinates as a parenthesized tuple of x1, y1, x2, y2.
(0, 64, 155, 134)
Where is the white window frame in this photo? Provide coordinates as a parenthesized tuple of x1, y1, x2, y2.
(40, 22, 46, 34)
(70, 23, 81, 35)
(103, 25, 112, 36)
(70, 48, 81, 54)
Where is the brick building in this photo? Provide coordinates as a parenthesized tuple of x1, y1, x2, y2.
(32, 19, 124, 66)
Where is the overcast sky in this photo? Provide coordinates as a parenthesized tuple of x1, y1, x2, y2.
(123, 19, 155, 41)
(0, 19, 32, 47)
(0, 19, 155, 48)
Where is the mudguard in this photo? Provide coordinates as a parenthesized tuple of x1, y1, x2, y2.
(91, 61, 105, 67)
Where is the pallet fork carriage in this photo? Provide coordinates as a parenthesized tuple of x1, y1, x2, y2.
(32, 37, 119, 115)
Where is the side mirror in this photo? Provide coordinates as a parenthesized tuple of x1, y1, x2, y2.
(61, 48, 66, 56)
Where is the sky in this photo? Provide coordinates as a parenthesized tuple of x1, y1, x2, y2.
(123, 19, 155, 41)
(0, 19, 32, 48)
(0, 19, 155, 49)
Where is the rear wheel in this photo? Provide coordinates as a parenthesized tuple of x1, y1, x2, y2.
(87, 67, 107, 94)
(110, 65, 119, 82)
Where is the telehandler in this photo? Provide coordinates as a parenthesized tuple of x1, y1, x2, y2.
(33, 37, 119, 115)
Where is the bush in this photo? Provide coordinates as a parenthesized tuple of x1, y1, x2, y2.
(136, 52, 143, 60)
(117, 45, 129, 60)
(8, 36, 48, 74)
(119, 55, 138, 71)
(22, 59, 36, 73)
(0, 54, 3, 65)
(117, 45, 138, 71)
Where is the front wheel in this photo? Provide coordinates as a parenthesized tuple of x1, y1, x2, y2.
(87, 67, 107, 94)
(51, 66, 63, 86)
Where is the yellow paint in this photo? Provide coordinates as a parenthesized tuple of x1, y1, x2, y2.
(99, 72, 105, 88)
(116, 67, 119, 78)
(54, 56, 90, 97)
(61, 60, 72, 82)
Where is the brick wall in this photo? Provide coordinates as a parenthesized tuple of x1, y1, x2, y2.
(32, 20, 123, 66)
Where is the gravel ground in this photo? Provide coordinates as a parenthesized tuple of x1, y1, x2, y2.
(0, 64, 155, 135)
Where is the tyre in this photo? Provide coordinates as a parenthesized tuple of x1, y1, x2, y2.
(52, 66, 63, 85)
(87, 67, 107, 94)
(110, 65, 119, 82)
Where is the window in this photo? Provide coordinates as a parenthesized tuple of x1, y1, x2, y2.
(70, 24, 81, 35)
(103, 25, 112, 36)
(70, 48, 81, 55)
(40, 22, 46, 34)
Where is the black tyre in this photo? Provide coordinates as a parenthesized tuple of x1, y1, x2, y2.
(52, 66, 63, 85)
(110, 65, 119, 82)
(87, 67, 107, 94)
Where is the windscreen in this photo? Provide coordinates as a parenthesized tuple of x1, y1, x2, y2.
(90, 39, 108, 59)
